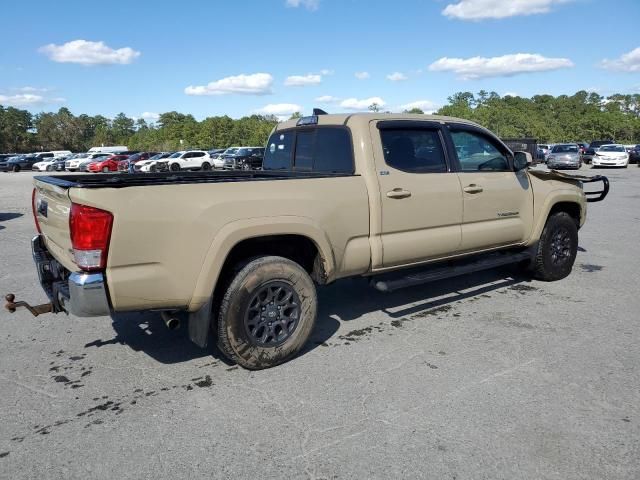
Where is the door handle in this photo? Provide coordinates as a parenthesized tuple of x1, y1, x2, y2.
(463, 184, 483, 194)
(386, 188, 412, 199)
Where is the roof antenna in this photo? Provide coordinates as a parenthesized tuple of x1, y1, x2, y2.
(312, 108, 328, 115)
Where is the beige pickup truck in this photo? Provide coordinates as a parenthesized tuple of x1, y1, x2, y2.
(7, 113, 609, 369)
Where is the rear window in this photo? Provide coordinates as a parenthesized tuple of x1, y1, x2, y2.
(263, 127, 354, 173)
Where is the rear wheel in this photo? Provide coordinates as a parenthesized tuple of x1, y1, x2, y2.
(201, 162, 211, 171)
(46, 165, 54, 171)
(531, 212, 578, 281)
(12, 165, 20, 173)
(217, 256, 317, 369)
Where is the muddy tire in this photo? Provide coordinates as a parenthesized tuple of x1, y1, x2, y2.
(532, 212, 578, 281)
(217, 256, 317, 369)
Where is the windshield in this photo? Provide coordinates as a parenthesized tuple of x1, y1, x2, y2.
(599, 145, 625, 152)
(551, 145, 578, 153)
(223, 148, 239, 155)
(148, 154, 164, 160)
(169, 152, 184, 158)
(236, 148, 252, 156)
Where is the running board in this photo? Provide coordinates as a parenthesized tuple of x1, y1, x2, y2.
(371, 252, 532, 293)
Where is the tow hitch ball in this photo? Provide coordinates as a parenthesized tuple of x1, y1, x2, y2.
(4, 293, 53, 317)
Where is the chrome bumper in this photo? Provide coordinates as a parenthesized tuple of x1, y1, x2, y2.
(32, 235, 111, 317)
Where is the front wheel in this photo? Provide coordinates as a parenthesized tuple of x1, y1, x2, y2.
(169, 163, 180, 172)
(531, 212, 578, 281)
(201, 162, 211, 171)
(12, 165, 20, 172)
(217, 256, 317, 369)
(46, 165, 54, 171)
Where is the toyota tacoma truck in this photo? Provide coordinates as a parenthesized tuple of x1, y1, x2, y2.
(6, 113, 609, 369)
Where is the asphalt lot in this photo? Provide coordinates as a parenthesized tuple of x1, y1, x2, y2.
(1, 167, 639, 480)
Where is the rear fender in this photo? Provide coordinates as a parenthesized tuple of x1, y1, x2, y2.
(188, 216, 335, 312)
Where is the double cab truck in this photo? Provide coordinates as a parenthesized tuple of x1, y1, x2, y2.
(6, 113, 609, 369)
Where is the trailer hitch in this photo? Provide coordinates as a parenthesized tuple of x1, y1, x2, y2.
(4, 293, 53, 317)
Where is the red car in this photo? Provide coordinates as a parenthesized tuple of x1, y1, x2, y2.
(88, 154, 129, 173)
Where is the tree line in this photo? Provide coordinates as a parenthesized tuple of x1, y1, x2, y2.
(1, 90, 639, 153)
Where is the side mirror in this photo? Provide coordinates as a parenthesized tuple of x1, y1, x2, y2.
(514, 151, 532, 171)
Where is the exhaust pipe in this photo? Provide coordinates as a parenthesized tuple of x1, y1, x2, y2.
(161, 311, 180, 330)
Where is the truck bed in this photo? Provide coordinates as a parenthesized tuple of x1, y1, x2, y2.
(36, 170, 356, 189)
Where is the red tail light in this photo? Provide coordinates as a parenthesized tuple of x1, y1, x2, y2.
(32, 188, 42, 234)
(69, 203, 113, 271)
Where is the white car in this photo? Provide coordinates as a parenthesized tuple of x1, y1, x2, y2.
(211, 147, 240, 168)
(137, 152, 173, 172)
(32, 158, 56, 171)
(165, 150, 212, 172)
(592, 144, 629, 168)
(31, 151, 72, 171)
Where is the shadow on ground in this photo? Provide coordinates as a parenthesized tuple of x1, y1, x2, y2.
(85, 265, 531, 365)
(0, 212, 23, 231)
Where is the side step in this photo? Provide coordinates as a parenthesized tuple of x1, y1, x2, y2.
(371, 251, 531, 293)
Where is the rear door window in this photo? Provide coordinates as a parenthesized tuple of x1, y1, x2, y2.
(379, 128, 447, 173)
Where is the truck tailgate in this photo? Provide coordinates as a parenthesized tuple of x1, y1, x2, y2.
(33, 178, 76, 272)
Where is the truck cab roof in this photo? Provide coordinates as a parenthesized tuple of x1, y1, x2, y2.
(275, 112, 483, 131)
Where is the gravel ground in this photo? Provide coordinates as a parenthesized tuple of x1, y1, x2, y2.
(0, 167, 638, 479)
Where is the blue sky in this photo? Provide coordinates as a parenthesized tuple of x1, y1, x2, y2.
(1, 0, 639, 121)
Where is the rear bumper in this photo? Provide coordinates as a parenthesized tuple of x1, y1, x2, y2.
(32, 235, 111, 317)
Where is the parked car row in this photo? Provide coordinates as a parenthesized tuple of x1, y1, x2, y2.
(534, 139, 638, 169)
(0, 145, 267, 174)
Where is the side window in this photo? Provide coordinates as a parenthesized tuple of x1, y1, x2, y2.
(193, 152, 205, 158)
(450, 130, 510, 172)
(379, 128, 447, 173)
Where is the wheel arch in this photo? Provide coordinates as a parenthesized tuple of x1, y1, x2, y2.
(530, 191, 585, 243)
(188, 217, 335, 312)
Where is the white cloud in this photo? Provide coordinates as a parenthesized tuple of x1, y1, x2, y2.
(284, 74, 322, 87)
(285, 0, 319, 10)
(354, 71, 370, 80)
(429, 53, 573, 79)
(17, 86, 50, 93)
(600, 47, 640, 73)
(320, 69, 334, 75)
(399, 100, 438, 113)
(185, 73, 273, 96)
(315, 95, 341, 103)
(0, 93, 64, 107)
(387, 72, 408, 82)
(39, 40, 140, 65)
(141, 112, 160, 121)
(442, 0, 571, 20)
(340, 97, 386, 110)
(256, 103, 302, 115)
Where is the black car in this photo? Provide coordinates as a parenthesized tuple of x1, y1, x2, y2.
(629, 144, 640, 165)
(222, 147, 265, 170)
(0, 154, 18, 171)
(4, 154, 39, 172)
(583, 140, 614, 164)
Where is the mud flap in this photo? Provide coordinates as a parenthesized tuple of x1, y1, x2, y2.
(188, 296, 213, 348)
